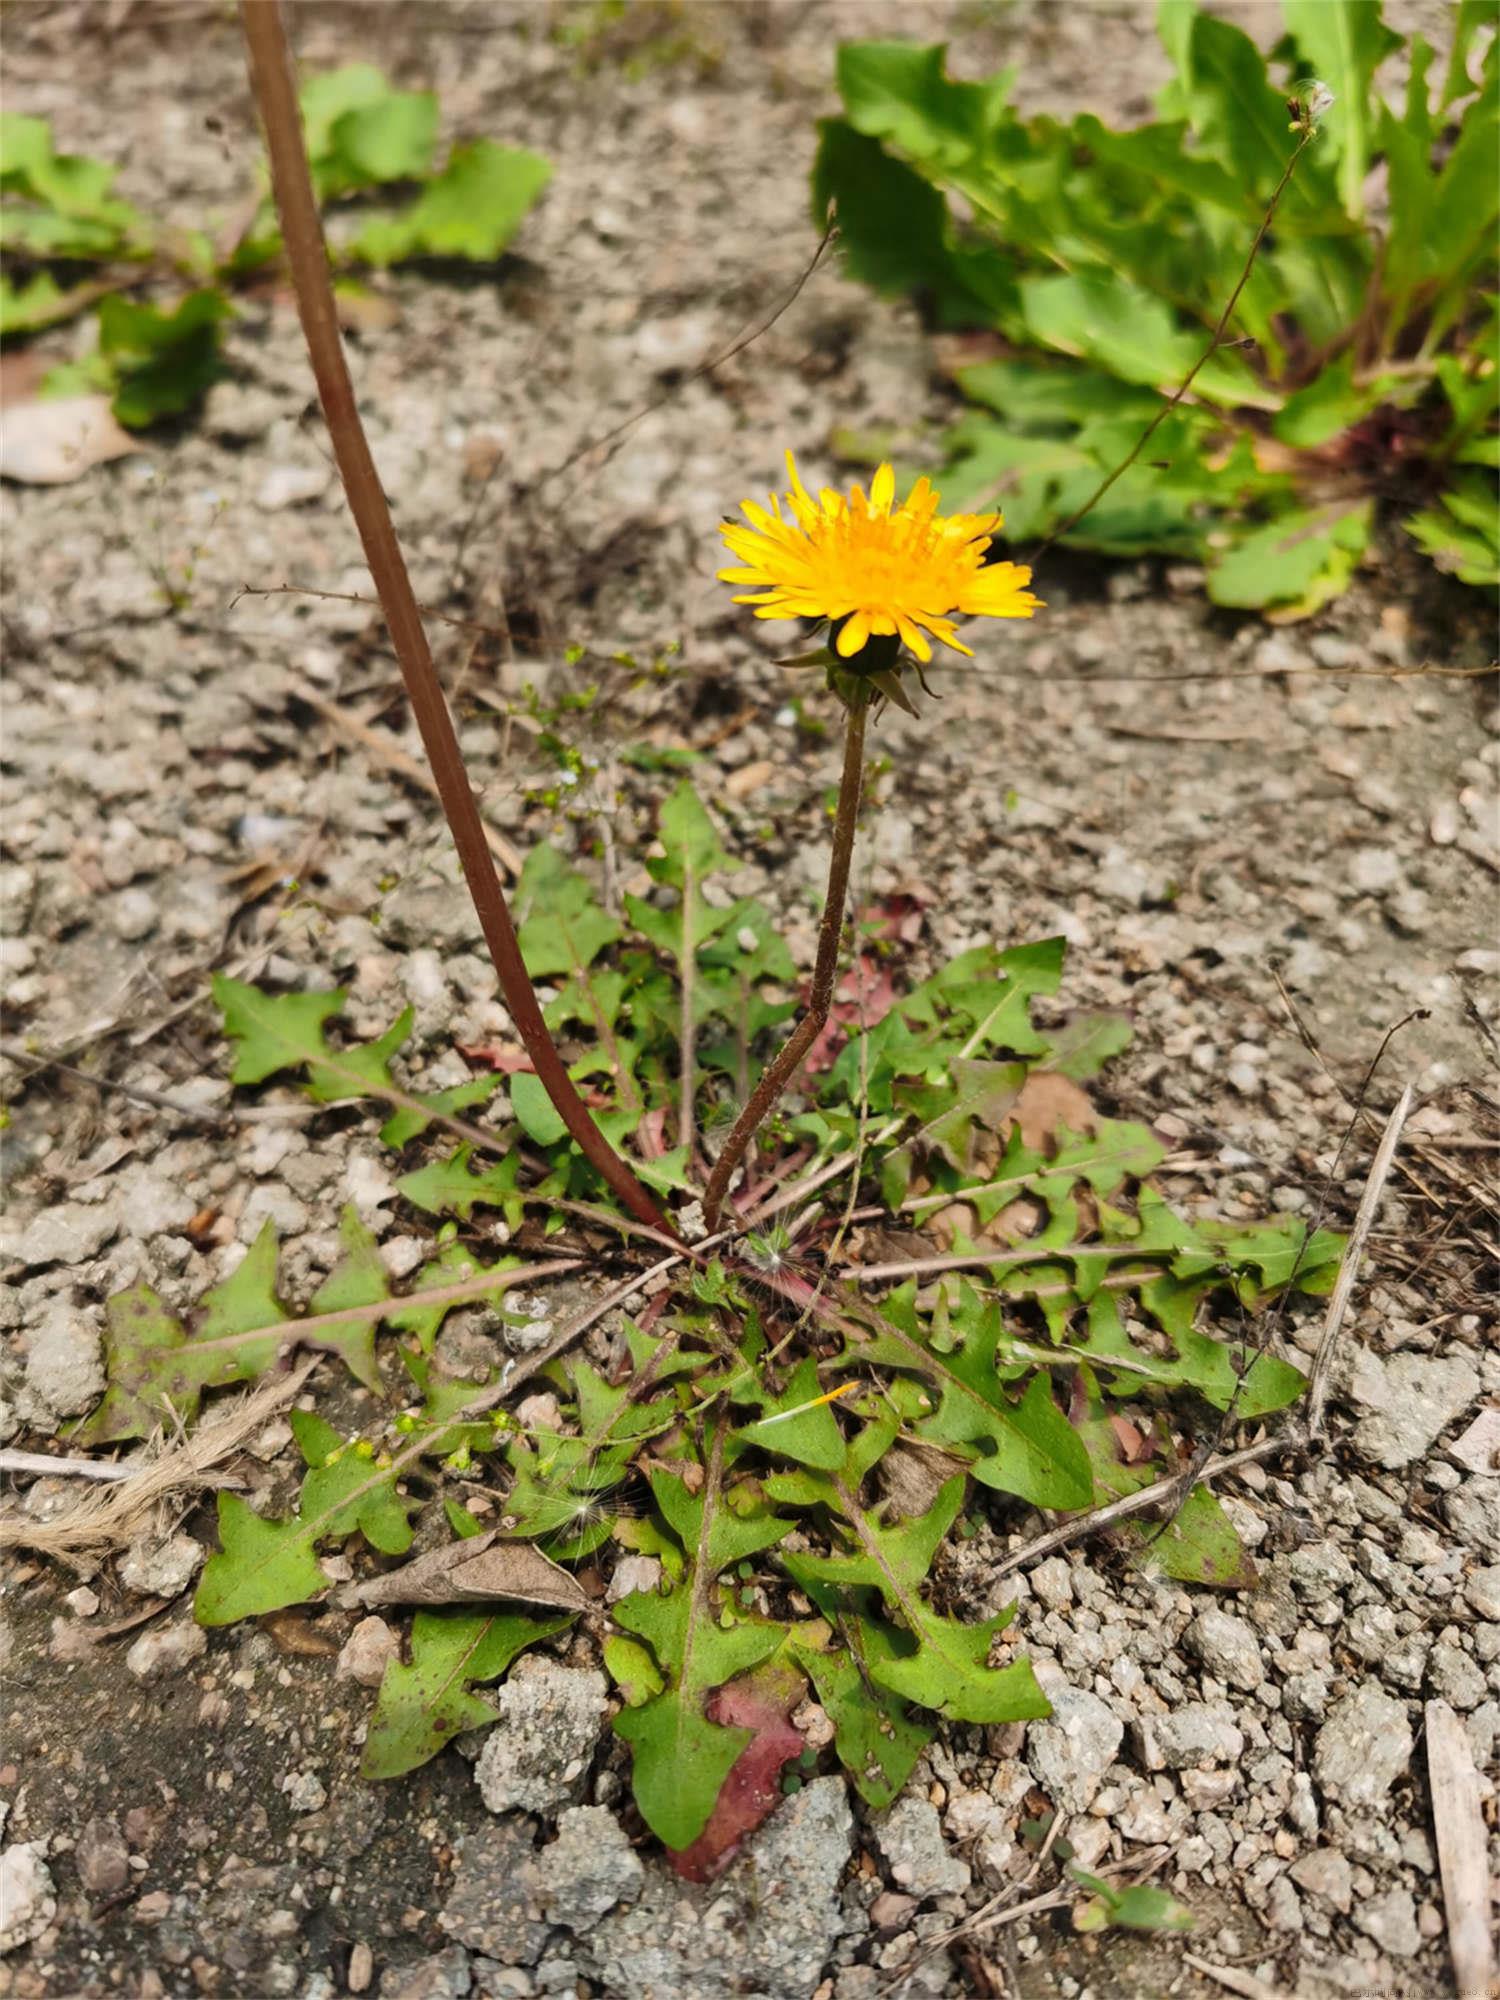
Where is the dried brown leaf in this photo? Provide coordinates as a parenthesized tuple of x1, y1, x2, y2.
(0, 396, 139, 485)
(1012, 1072, 1098, 1151)
(339, 1528, 587, 1613)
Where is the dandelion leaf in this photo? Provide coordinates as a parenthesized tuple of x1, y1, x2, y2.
(396, 1144, 526, 1228)
(517, 842, 622, 980)
(1121, 1482, 1256, 1589)
(731, 1357, 849, 1472)
(75, 1221, 287, 1443)
(362, 1606, 575, 1779)
(612, 1582, 788, 1852)
(782, 1477, 1049, 1728)
(213, 973, 413, 1105)
(610, 1463, 792, 1852)
(869, 1291, 1094, 1510)
(792, 1627, 933, 1809)
(195, 1408, 413, 1626)
(379, 1072, 504, 1150)
(301, 1206, 387, 1390)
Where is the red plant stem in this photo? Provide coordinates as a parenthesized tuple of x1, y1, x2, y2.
(702, 693, 868, 1229)
(240, 2, 673, 1238)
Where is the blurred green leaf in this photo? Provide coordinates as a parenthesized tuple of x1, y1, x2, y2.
(1280, 1, 1402, 217)
(325, 90, 438, 194)
(1272, 355, 1402, 447)
(379, 1072, 505, 1150)
(510, 1070, 569, 1148)
(1018, 268, 1271, 407)
(0, 270, 69, 336)
(1441, 0, 1499, 109)
(97, 288, 227, 427)
(300, 65, 395, 160)
(350, 140, 551, 265)
(1120, 1483, 1257, 1588)
(812, 122, 1012, 326)
(821, 13, 1492, 605)
(834, 39, 1014, 169)
(1406, 477, 1500, 585)
(1071, 1868, 1194, 1933)
(518, 842, 622, 979)
(0, 111, 149, 261)
(1156, 3, 1333, 218)
(1206, 501, 1373, 614)
(396, 1144, 527, 1228)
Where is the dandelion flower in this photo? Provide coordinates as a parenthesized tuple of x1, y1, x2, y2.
(719, 452, 1041, 706)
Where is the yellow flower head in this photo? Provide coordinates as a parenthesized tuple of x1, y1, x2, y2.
(718, 452, 1042, 667)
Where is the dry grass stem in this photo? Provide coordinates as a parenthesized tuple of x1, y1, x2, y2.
(1305, 1083, 1414, 1439)
(1, 1450, 144, 1484)
(0, 1357, 320, 1562)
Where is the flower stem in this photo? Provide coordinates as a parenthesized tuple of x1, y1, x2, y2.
(240, 1, 673, 1240)
(702, 693, 868, 1229)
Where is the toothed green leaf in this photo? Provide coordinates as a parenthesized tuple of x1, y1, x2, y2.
(781, 1478, 1050, 1728)
(195, 1410, 413, 1626)
(731, 1357, 850, 1472)
(791, 1630, 933, 1808)
(379, 1072, 505, 1149)
(610, 1461, 793, 1851)
(395, 1144, 527, 1228)
(612, 1581, 787, 1851)
(213, 973, 417, 1108)
(362, 1606, 576, 1779)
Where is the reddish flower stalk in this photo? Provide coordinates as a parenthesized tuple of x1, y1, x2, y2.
(239, 1, 673, 1238)
(702, 692, 868, 1229)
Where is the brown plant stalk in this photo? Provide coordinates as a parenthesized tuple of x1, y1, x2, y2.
(239, 1, 672, 1237)
(702, 691, 868, 1228)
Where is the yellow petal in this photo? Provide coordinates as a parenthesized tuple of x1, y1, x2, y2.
(894, 615, 931, 663)
(783, 451, 821, 530)
(718, 450, 1040, 650)
(958, 562, 1043, 617)
(902, 477, 938, 524)
(836, 611, 872, 656)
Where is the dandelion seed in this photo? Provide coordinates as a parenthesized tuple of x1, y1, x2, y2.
(743, 1225, 792, 1276)
(719, 451, 1042, 712)
(759, 1380, 861, 1428)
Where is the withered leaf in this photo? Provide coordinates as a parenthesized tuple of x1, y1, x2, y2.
(339, 1528, 587, 1613)
(1012, 1071, 1098, 1151)
(876, 1439, 969, 1520)
(261, 1607, 341, 1657)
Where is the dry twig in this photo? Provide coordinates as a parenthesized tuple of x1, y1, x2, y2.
(1426, 1698, 1496, 2000)
(1182, 1955, 1295, 2000)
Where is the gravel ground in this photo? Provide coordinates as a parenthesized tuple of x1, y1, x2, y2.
(2, 5, 1496, 1999)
